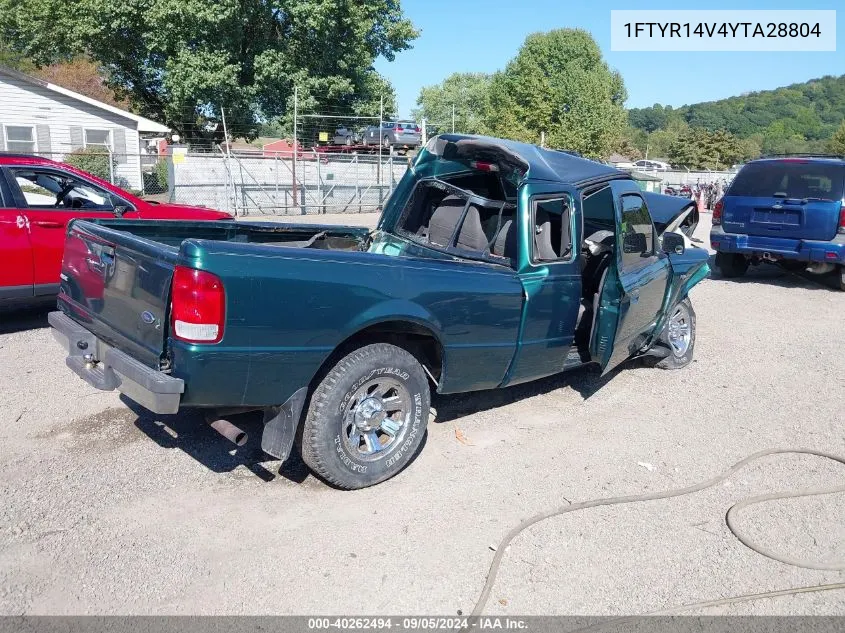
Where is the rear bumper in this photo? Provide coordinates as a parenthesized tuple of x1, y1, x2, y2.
(710, 226, 845, 263)
(49, 311, 184, 414)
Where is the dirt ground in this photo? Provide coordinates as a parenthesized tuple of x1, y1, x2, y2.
(1, 214, 844, 616)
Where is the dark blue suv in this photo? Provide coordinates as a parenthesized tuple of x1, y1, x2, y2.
(710, 156, 845, 290)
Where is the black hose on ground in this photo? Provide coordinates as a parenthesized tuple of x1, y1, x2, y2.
(469, 448, 845, 619)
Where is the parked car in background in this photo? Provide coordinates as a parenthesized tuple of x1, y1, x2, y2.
(0, 154, 232, 306)
(49, 134, 709, 489)
(362, 121, 422, 148)
(330, 127, 361, 146)
(710, 156, 845, 289)
(634, 159, 671, 171)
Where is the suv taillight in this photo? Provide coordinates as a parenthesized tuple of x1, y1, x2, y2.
(712, 199, 723, 225)
(839, 204, 845, 234)
(394, 127, 402, 133)
(171, 266, 225, 343)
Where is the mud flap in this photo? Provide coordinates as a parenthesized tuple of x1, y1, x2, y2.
(261, 387, 308, 461)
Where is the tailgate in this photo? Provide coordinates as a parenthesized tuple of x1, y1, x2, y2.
(58, 220, 178, 369)
(723, 161, 844, 241)
(723, 195, 841, 241)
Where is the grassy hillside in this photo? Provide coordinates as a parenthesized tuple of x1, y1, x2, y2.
(628, 74, 845, 156)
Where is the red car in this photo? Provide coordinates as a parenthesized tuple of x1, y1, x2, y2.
(0, 154, 231, 306)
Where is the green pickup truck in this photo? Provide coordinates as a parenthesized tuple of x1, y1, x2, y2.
(50, 135, 710, 489)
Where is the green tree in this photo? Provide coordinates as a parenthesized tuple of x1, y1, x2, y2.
(412, 72, 492, 134)
(64, 147, 116, 182)
(483, 29, 627, 159)
(0, 0, 418, 142)
(668, 128, 745, 170)
(827, 121, 845, 155)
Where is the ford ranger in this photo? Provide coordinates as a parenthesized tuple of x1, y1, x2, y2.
(50, 135, 710, 489)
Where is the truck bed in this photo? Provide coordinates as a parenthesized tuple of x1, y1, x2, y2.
(56, 218, 524, 409)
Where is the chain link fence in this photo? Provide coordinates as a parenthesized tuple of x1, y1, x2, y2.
(169, 150, 412, 216)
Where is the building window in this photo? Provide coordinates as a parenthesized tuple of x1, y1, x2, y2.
(5, 126, 36, 153)
(84, 128, 113, 151)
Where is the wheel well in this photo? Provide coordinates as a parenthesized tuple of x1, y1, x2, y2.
(310, 321, 444, 392)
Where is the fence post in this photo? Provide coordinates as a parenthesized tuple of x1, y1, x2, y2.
(355, 155, 360, 213)
(316, 151, 323, 214)
(293, 86, 299, 215)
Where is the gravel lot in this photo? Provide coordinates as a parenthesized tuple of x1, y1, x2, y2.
(1, 214, 844, 616)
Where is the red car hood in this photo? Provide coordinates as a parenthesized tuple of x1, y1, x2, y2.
(138, 201, 233, 220)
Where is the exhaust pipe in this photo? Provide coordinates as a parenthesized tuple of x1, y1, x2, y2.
(207, 416, 248, 446)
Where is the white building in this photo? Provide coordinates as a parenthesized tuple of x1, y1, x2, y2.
(0, 66, 170, 190)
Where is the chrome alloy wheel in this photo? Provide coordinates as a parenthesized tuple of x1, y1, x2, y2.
(667, 302, 692, 357)
(342, 378, 411, 460)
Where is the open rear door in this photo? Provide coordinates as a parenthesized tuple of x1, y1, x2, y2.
(589, 264, 628, 376)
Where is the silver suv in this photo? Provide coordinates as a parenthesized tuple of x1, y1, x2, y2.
(362, 121, 422, 148)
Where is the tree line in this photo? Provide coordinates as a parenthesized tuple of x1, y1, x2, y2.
(2, 1, 844, 168)
(624, 75, 845, 168)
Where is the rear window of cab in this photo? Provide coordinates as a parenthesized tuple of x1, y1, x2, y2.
(729, 161, 845, 200)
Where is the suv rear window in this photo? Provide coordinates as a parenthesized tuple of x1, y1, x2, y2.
(729, 161, 845, 201)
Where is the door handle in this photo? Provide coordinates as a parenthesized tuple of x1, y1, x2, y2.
(33, 220, 63, 228)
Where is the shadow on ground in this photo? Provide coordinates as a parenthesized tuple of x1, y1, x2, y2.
(432, 362, 616, 424)
(707, 254, 841, 291)
(126, 361, 616, 483)
(126, 396, 310, 484)
(0, 304, 52, 334)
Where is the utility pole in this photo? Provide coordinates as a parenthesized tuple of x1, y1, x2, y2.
(421, 118, 427, 145)
(221, 106, 235, 215)
(292, 86, 298, 213)
(540, 131, 545, 148)
(377, 95, 383, 185)
(451, 104, 455, 133)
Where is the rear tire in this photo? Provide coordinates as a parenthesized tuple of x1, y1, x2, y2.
(839, 265, 845, 291)
(654, 298, 696, 370)
(716, 252, 749, 278)
(301, 343, 430, 489)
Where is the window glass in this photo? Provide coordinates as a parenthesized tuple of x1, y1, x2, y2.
(729, 161, 845, 200)
(12, 168, 115, 211)
(84, 129, 112, 150)
(582, 185, 615, 234)
(5, 126, 36, 153)
(532, 197, 572, 262)
(619, 194, 654, 270)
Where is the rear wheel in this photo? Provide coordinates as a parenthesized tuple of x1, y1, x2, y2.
(654, 299, 696, 370)
(839, 265, 845, 291)
(716, 252, 749, 278)
(301, 343, 430, 489)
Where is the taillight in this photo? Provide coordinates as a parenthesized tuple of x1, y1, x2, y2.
(839, 204, 845, 234)
(394, 127, 402, 133)
(171, 266, 225, 344)
(712, 199, 723, 225)
(415, 126, 421, 133)
(469, 160, 499, 172)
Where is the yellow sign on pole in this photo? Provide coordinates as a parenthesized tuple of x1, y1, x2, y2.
(319, 131, 329, 142)
(172, 146, 187, 164)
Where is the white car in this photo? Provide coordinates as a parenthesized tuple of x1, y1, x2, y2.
(634, 159, 671, 171)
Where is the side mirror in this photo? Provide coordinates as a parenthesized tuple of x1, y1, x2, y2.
(622, 231, 647, 254)
(113, 205, 129, 218)
(662, 231, 686, 256)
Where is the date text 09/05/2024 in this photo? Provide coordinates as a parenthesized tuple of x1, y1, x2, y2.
(622, 22, 821, 39)
(307, 617, 529, 630)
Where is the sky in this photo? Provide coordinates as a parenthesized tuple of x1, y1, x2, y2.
(374, 0, 844, 118)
